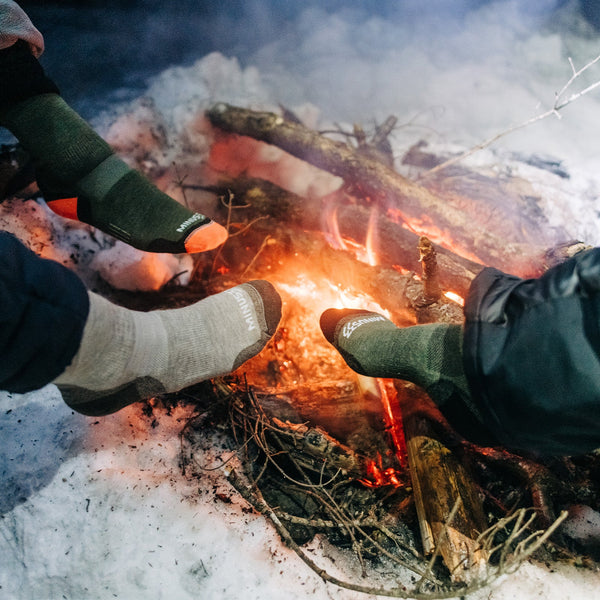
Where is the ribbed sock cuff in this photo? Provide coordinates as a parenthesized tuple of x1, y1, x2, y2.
(0, 40, 59, 110)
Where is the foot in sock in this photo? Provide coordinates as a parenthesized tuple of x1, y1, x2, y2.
(319, 308, 470, 404)
(54, 280, 281, 416)
(320, 308, 496, 444)
(0, 42, 227, 253)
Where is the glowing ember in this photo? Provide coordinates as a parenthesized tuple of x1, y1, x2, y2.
(376, 378, 407, 469)
(388, 206, 484, 265)
(232, 257, 408, 487)
(360, 454, 403, 488)
(250, 270, 393, 388)
(228, 204, 451, 488)
(444, 291, 465, 306)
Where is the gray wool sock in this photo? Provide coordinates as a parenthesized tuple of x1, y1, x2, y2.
(55, 281, 281, 415)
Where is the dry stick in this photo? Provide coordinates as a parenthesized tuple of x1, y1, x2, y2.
(241, 403, 371, 577)
(417, 236, 442, 305)
(240, 390, 453, 585)
(240, 234, 272, 278)
(206, 190, 267, 280)
(226, 468, 466, 600)
(417, 497, 463, 592)
(421, 53, 600, 179)
(227, 465, 547, 600)
(278, 512, 423, 564)
(474, 508, 568, 585)
(224, 386, 571, 598)
(295, 481, 437, 582)
(233, 391, 437, 581)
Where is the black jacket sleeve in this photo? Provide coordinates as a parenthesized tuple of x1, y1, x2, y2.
(463, 248, 600, 456)
(0, 231, 89, 393)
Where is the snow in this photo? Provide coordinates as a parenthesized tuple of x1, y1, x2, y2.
(2, 1, 600, 598)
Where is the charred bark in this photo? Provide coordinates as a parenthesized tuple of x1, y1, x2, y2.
(203, 175, 484, 298)
(205, 103, 549, 276)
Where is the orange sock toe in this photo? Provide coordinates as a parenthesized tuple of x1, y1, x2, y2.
(184, 220, 228, 253)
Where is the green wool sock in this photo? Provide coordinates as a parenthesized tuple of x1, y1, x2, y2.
(54, 280, 281, 416)
(0, 93, 227, 253)
(321, 309, 498, 444)
(320, 308, 474, 408)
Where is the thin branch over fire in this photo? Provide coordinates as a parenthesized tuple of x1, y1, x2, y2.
(421, 52, 600, 178)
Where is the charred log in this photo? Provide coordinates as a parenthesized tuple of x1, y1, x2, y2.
(202, 175, 484, 298)
(205, 103, 551, 275)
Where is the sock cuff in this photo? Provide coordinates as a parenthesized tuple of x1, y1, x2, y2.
(0, 40, 59, 109)
(2, 94, 113, 181)
(53, 292, 134, 389)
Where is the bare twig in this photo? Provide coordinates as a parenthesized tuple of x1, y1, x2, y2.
(181, 382, 573, 599)
(421, 53, 600, 178)
(240, 234, 272, 279)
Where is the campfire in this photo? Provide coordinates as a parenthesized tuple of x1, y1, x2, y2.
(113, 104, 599, 597)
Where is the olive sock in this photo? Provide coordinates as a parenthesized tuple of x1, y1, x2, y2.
(320, 308, 468, 398)
(0, 42, 226, 253)
(319, 309, 491, 441)
(54, 281, 281, 415)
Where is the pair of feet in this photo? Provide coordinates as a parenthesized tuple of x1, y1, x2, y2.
(0, 42, 470, 419)
(54, 290, 469, 420)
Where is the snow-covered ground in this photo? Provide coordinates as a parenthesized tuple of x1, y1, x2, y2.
(2, 1, 600, 598)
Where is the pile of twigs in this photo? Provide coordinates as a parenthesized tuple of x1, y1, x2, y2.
(179, 378, 569, 599)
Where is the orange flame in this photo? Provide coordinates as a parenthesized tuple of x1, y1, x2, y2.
(241, 199, 469, 489)
(324, 204, 379, 267)
(377, 378, 407, 467)
(364, 208, 379, 267)
(387, 207, 484, 265)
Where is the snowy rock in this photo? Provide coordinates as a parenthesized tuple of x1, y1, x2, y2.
(91, 241, 194, 291)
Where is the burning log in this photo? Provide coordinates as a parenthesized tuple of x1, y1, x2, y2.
(205, 103, 551, 276)
(200, 174, 483, 298)
(327, 202, 481, 298)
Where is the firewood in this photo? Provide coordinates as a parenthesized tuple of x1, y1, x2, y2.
(200, 175, 483, 298)
(399, 385, 489, 582)
(205, 103, 550, 276)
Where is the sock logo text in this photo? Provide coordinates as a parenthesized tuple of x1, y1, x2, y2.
(341, 315, 386, 339)
(227, 289, 258, 332)
(176, 213, 205, 233)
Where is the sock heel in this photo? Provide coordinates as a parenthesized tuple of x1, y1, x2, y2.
(46, 196, 80, 220)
